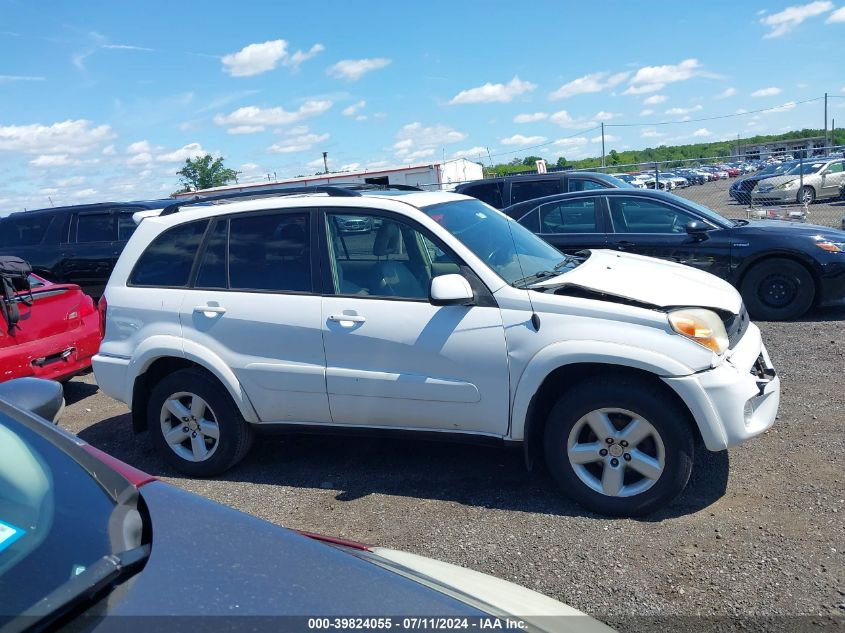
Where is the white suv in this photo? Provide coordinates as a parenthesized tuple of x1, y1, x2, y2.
(93, 188, 780, 516)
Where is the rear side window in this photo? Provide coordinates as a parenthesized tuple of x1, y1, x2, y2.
(461, 182, 504, 208)
(539, 199, 599, 233)
(567, 178, 607, 192)
(0, 214, 53, 247)
(228, 211, 312, 293)
(509, 179, 562, 205)
(117, 212, 139, 241)
(129, 220, 208, 287)
(76, 212, 115, 243)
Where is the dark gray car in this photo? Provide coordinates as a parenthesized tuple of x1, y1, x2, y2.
(0, 379, 611, 633)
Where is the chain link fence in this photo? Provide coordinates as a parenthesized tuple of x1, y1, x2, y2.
(567, 145, 845, 229)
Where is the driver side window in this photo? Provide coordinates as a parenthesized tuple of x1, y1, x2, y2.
(325, 212, 460, 300)
(609, 197, 699, 234)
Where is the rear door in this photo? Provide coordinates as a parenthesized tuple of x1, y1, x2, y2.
(507, 178, 564, 206)
(517, 196, 607, 253)
(179, 209, 330, 424)
(60, 208, 117, 298)
(605, 195, 732, 278)
(820, 160, 845, 197)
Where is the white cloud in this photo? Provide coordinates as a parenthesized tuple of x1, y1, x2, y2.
(624, 59, 702, 95)
(222, 40, 288, 77)
(760, 1, 833, 37)
(101, 44, 153, 51)
(548, 110, 595, 129)
(591, 134, 620, 143)
(641, 129, 665, 138)
(29, 154, 75, 167)
(452, 146, 488, 159)
(828, 6, 845, 21)
(227, 125, 265, 135)
(765, 101, 797, 113)
(0, 75, 46, 83)
(127, 140, 152, 154)
(403, 149, 436, 162)
(549, 71, 629, 100)
(284, 43, 325, 69)
(71, 188, 97, 199)
(394, 122, 467, 149)
(101, 144, 116, 155)
(213, 100, 332, 131)
(288, 125, 310, 135)
(592, 110, 617, 121)
(640, 109, 654, 116)
(449, 76, 536, 105)
(327, 58, 391, 81)
(665, 105, 703, 115)
(0, 120, 114, 155)
(500, 134, 547, 146)
(643, 94, 667, 105)
(156, 142, 205, 163)
(550, 137, 588, 147)
(692, 128, 712, 137)
(126, 152, 152, 165)
(355, 115, 367, 121)
(751, 86, 782, 97)
(736, 108, 748, 114)
(56, 176, 86, 187)
(267, 132, 329, 154)
(513, 112, 548, 123)
(715, 87, 736, 99)
(342, 100, 366, 116)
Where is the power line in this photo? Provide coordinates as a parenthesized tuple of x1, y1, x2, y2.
(607, 96, 824, 128)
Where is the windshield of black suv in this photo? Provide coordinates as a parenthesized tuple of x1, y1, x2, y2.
(0, 415, 130, 625)
(422, 198, 577, 286)
(786, 161, 826, 176)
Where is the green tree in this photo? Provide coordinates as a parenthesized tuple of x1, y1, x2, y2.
(607, 149, 620, 165)
(522, 155, 545, 167)
(177, 154, 238, 192)
(555, 156, 568, 168)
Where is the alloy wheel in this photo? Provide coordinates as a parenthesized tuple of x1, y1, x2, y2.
(566, 408, 665, 498)
(160, 391, 221, 462)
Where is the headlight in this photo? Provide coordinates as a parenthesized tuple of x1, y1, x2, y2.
(816, 241, 844, 253)
(668, 308, 729, 354)
(777, 180, 799, 190)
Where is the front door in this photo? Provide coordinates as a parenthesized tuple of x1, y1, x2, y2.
(605, 195, 732, 279)
(820, 160, 845, 197)
(319, 209, 510, 435)
(179, 210, 331, 424)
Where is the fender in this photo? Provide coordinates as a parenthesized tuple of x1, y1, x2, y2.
(509, 339, 697, 441)
(125, 335, 260, 424)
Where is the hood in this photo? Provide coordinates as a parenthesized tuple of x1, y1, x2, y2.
(755, 174, 806, 190)
(530, 249, 742, 314)
(735, 219, 845, 239)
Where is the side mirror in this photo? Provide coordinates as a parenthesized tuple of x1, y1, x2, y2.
(429, 274, 474, 306)
(0, 378, 65, 424)
(685, 221, 710, 239)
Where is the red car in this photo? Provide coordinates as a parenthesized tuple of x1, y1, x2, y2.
(0, 272, 101, 383)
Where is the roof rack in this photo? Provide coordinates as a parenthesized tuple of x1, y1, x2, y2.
(160, 185, 363, 217)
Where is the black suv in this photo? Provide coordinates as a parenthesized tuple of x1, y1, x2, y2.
(454, 171, 632, 209)
(0, 200, 171, 298)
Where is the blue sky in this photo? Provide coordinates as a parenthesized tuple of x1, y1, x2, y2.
(1, 0, 844, 211)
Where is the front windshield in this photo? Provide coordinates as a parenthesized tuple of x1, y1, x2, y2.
(664, 194, 732, 228)
(422, 198, 575, 286)
(786, 161, 825, 176)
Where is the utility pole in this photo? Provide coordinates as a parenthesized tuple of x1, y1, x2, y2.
(824, 92, 828, 150)
(322, 151, 329, 174)
(600, 122, 606, 168)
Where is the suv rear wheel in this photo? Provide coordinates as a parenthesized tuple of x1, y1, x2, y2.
(148, 367, 253, 476)
(543, 376, 694, 517)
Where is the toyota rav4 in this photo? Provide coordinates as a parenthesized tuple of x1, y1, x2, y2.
(93, 188, 780, 516)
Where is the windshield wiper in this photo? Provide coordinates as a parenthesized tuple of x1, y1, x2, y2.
(2, 545, 150, 633)
(512, 257, 580, 289)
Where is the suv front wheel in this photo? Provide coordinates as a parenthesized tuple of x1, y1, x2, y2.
(148, 367, 253, 476)
(543, 376, 694, 517)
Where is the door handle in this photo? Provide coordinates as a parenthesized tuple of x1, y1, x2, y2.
(194, 305, 226, 315)
(615, 241, 634, 249)
(328, 314, 366, 324)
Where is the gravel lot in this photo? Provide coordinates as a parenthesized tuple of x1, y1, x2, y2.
(59, 306, 844, 631)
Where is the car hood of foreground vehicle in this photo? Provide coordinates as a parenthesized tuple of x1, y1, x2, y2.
(530, 249, 742, 314)
(88, 481, 612, 632)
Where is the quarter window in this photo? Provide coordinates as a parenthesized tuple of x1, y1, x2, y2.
(195, 219, 228, 289)
(462, 182, 504, 208)
(117, 212, 138, 241)
(539, 199, 599, 233)
(129, 220, 208, 287)
(228, 212, 312, 293)
(567, 178, 606, 192)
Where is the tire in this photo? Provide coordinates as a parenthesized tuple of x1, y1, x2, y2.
(740, 258, 815, 321)
(148, 367, 253, 476)
(543, 375, 694, 517)
(797, 186, 815, 205)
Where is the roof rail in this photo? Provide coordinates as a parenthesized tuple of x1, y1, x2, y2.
(160, 185, 363, 217)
